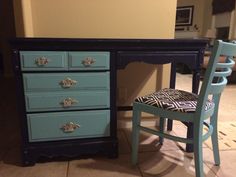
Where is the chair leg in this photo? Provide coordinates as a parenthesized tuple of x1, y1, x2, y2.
(131, 106, 141, 165)
(159, 117, 166, 145)
(193, 123, 204, 177)
(186, 123, 194, 152)
(210, 95, 221, 165)
(211, 117, 220, 165)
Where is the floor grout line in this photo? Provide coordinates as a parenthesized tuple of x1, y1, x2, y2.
(137, 164, 145, 177)
(203, 160, 220, 177)
(66, 161, 70, 177)
(121, 129, 145, 177)
(122, 129, 132, 152)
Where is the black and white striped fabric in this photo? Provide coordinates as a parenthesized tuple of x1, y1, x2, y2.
(135, 88, 214, 113)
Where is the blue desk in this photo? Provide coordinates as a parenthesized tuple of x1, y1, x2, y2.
(11, 38, 207, 165)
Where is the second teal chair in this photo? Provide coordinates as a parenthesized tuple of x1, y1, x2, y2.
(131, 40, 236, 177)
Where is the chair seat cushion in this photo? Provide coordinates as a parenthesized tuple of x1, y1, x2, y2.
(135, 88, 214, 113)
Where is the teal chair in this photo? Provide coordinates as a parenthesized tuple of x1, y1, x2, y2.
(131, 40, 236, 177)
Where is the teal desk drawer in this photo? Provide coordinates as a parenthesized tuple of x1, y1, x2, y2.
(23, 72, 110, 92)
(27, 110, 110, 142)
(20, 51, 68, 71)
(25, 91, 110, 112)
(68, 52, 110, 70)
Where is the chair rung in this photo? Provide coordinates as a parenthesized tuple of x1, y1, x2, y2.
(202, 122, 213, 141)
(209, 77, 227, 94)
(139, 126, 193, 144)
(220, 42, 236, 56)
(216, 58, 235, 68)
(214, 68, 232, 77)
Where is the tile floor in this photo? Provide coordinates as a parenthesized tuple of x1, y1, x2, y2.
(0, 74, 236, 177)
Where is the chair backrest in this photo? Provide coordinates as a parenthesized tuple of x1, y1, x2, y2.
(196, 40, 236, 119)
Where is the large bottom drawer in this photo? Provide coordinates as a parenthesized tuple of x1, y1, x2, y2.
(27, 110, 110, 142)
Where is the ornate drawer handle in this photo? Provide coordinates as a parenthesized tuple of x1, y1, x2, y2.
(61, 98, 78, 107)
(61, 122, 80, 133)
(35, 57, 49, 66)
(60, 77, 77, 88)
(82, 57, 96, 67)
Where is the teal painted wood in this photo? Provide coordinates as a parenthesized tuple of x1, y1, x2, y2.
(25, 90, 110, 112)
(159, 117, 165, 144)
(131, 105, 141, 165)
(210, 94, 221, 165)
(23, 72, 110, 92)
(131, 40, 236, 177)
(27, 110, 110, 142)
(20, 51, 68, 71)
(68, 52, 110, 70)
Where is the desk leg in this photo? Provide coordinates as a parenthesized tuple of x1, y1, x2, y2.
(167, 62, 176, 131)
(192, 69, 201, 94)
(186, 123, 194, 152)
(167, 119, 173, 131)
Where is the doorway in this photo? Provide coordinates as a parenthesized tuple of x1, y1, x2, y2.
(0, 0, 16, 77)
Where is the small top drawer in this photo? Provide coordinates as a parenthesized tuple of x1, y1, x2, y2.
(68, 52, 110, 70)
(20, 51, 68, 71)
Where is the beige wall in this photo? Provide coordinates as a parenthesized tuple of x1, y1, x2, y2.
(13, 0, 24, 37)
(14, 0, 34, 37)
(202, 0, 213, 36)
(17, 0, 176, 39)
(14, 0, 177, 117)
(177, 0, 215, 37)
(177, 0, 205, 36)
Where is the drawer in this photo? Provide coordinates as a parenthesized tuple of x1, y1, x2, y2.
(27, 110, 110, 142)
(23, 72, 110, 92)
(68, 52, 110, 70)
(25, 91, 110, 112)
(20, 51, 68, 71)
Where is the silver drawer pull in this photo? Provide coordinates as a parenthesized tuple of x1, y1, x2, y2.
(60, 77, 77, 88)
(82, 57, 96, 67)
(35, 57, 49, 66)
(61, 98, 78, 107)
(61, 122, 80, 133)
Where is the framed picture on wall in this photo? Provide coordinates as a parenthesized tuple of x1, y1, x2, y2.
(175, 6, 194, 26)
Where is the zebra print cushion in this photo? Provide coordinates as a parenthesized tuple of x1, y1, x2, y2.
(135, 88, 214, 113)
